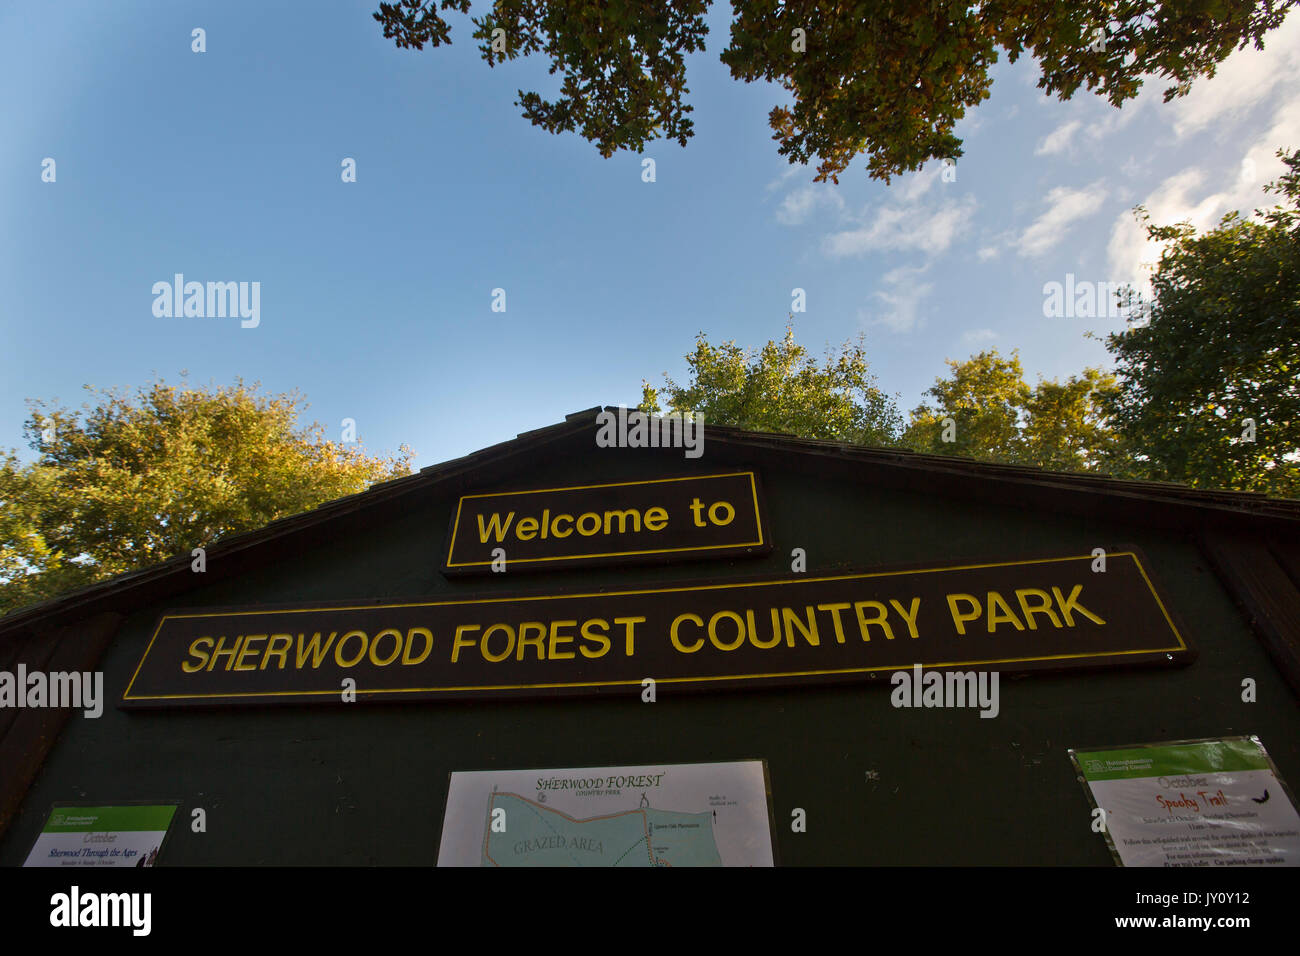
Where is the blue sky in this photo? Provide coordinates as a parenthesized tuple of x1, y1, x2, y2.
(3, 2, 1297, 469)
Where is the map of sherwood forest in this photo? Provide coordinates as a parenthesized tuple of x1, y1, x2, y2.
(437, 761, 774, 867)
(483, 792, 720, 866)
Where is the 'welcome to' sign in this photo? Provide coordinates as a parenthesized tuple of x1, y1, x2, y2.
(442, 472, 769, 573)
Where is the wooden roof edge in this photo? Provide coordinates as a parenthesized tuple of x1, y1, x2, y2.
(698, 428, 1300, 518)
(2, 408, 1296, 637)
(0, 413, 598, 638)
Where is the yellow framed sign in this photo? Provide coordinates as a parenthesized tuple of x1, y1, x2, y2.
(121, 549, 1191, 708)
(442, 471, 770, 573)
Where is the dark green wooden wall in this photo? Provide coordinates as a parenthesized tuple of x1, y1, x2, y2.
(3, 451, 1296, 865)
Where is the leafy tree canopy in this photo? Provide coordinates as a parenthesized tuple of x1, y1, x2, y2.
(638, 324, 904, 445)
(0, 378, 412, 615)
(375, 0, 1296, 181)
(903, 350, 1119, 472)
(1100, 149, 1300, 497)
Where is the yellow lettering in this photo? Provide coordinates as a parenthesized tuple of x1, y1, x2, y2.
(1052, 585, 1106, 626)
(182, 637, 213, 673)
(747, 608, 781, 649)
(985, 591, 1025, 632)
(817, 603, 852, 643)
(234, 634, 265, 671)
(670, 614, 705, 653)
(551, 513, 573, 537)
(451, 625, 480, 663)
(369, 628, 403, 666)
(708, 500, 735, 525)
(946, 594, 981, 635)
(708, 611, 746, 651)
(603, 509, 641, 535)
(516, 622, 547, 661)
(515, 517, 539, 540)
(403, 628, 433, 665)
(854, 602, 894, 641)
(262, 634, 292, 670)
(335, 630, 368, 667)
(579, 619, 611, 658)
(643, 507, 668, 531)
(296, 631, 337, 669)
(480, 624, 514, 663)
(782, 606, 820, 647)
(888, 598, 921, 638)
(1015, 589, 1062, 629)
(615, 616, 645, 656)
(207, 635, 242, 671)
(476, 511, 515, 544)
(548, 620, 577, 660)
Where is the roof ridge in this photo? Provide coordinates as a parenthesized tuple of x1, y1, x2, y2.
(1, 409, 1295, 635)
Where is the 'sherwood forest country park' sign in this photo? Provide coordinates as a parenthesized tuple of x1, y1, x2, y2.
(443, 472, 769, 573)
(121, 551, 1191, 707)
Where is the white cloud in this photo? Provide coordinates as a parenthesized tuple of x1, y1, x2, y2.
(825, 195, 977, 257)
(893, 164, 942, 202)
(1119, 155, 1148, 179)
(764, 166, 801, 193)
(1015, 182, 1108, 257)
(861, 264, 933, 333)
(775, 185, 845, 225)
(1035, 120, 1082, 156)
(1105, 168, 1215, 294)
(1169, 14, 1300, 139)
(1074, 10, 1300, 146)
(881, 263, 926, 284)
(1089, 12, 1300, 293)
(1107, 96, 1300, 292)
(955, 109, 984, 136)
(1013, 13, 1300, 154)
(977, 245, 1000, 261)
(962, 328, 998, 345)
(1093, 98, 1147, 138)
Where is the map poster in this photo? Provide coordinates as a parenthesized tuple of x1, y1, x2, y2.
(1070, 736, 1300, 867)
(437, 760, 775, 866)
(23, 803, 179, 867)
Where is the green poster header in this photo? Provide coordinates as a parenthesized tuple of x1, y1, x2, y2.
(1073, 737, 1271, 781)
(41, 805, 178, 833)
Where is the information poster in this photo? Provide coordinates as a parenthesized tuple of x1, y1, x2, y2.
(438, 760, 774, 866)
(23, 804, 178, 867)
(1071, 736, 1300, 866)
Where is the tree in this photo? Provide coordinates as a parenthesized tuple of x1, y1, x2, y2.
(0, 378, 413, 615)
(374, 0, 1296, 182)
(1020, 368, 1121, 472)
(638, 324, 904, 445)
(904, 350, 1029, 462)
(902, 350, 1119, 472)
(1099, 149, 1300, 497)
(0, 453, 96, 613)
